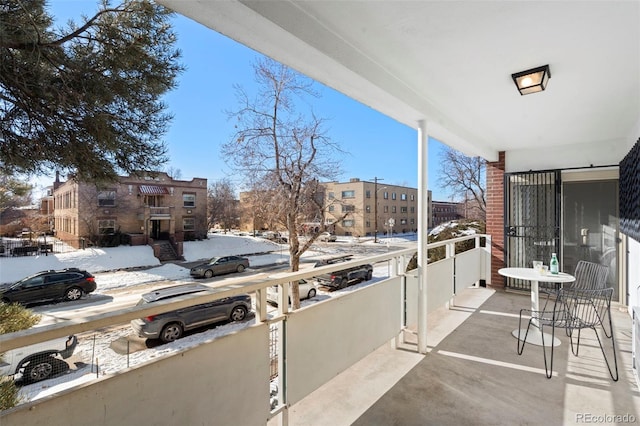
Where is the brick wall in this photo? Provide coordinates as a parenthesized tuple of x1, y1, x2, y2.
(486, 151, 505, 289)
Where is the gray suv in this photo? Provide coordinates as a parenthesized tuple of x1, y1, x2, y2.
(130, 284, 252, 343)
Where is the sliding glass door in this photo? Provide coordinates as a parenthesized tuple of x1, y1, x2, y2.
(562, 177, 619, 300)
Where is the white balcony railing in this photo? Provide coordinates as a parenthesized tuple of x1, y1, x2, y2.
(0, 234, 490, 425)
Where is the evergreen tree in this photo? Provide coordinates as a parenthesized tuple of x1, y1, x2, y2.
(0, 0, 184, 183)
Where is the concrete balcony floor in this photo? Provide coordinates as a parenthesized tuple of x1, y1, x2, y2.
(278, 287, 640, 425)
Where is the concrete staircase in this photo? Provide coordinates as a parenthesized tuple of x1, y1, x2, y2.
(154, 240, 180, 262)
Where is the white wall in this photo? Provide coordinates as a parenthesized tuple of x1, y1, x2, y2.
(628, 236, 640, 312)
(1, 324, 271, 426)
(286, 277, 403, 405)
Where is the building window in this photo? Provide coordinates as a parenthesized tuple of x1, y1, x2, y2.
(365, 221, 371, 227)
(365, 205, 371, 213)
(411, 218, 415, 224)
(343, 219, 354, 227)
(392, 192, 396, 200)
(98, 191, 115, 207)
(183, 193, 196, 208)
(400, 218, 407, 225)
(365, 190, 371, 198)
(328, 205, 335, 212)
(342, 204, 355, 213)
(410, 207, 415, 213)
(384, 206, 388, 213)
(98, 219, 116, 234)
(401, 193, 407, 201)
(383, 191, 388, 199)
(183, 217, 195, 231)
(411, 194, 415, 201)
(328, 192, 335, 199)
(392, 206, 397, 213)
(342, 190, 355, 199)
(401, 206, 408, 213)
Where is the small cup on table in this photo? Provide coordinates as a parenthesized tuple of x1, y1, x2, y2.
(532, 261, 543, 274)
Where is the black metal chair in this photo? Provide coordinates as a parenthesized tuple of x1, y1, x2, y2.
(541, 260, 611, 335)
(518, 286, 618, 380)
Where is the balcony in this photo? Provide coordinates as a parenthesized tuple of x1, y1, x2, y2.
(1, 234, 637, 425)
(139, 206, 173, 220)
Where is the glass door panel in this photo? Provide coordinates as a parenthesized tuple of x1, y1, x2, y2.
(562, 180, 619, 299)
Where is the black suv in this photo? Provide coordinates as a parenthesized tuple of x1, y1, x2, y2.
(0, 268, 96, 305)
(313, 255, 373, 289)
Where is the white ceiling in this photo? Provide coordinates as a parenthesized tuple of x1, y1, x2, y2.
(158, 1, 640, 163)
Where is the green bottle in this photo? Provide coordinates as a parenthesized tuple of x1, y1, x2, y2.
(550, 253, 559, 275)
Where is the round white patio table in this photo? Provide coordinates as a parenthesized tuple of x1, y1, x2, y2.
(499, 267, 576, 347)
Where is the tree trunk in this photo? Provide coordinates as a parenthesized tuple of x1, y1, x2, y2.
(288, 215, 302, 309)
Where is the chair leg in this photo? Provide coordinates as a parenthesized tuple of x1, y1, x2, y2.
(593, 318, 619, 381)
(517, 310, 531, 355)
(541, 322, 556, 379)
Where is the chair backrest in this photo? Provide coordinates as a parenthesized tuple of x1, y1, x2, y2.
(573, 260, 609, 291)
(559, 286, 613, 329)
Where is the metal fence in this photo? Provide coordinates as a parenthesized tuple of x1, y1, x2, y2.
(0, 237, 78, 257)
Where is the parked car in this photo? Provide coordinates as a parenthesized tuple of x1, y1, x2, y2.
(130, 283, 252, 343)
(0, 268, 96, 305)
(0, 335, 78, 384)
(189, 255, 250, 278)
(262, 231, 288, 244)
(266, 279, 317, 305)
(317, 232, 337, 242)
(313, 256, 373, 289)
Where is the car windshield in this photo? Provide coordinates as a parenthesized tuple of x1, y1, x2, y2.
(208, 257, 221, 264)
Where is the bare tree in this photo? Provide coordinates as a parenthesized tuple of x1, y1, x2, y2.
(208, 179, 239, 231)
(222, 58, 343, 309)
(164, 166, 182, 180)
(437, 146, 486, 218)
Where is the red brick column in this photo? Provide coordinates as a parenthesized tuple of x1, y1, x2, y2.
(486, 151, 505, 289)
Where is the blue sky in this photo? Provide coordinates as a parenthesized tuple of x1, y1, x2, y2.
(46, 1, 451, 200)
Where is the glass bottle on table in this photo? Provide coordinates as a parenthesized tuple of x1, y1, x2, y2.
(550, 253, 559, 275)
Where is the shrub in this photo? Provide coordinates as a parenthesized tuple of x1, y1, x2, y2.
(406, 220, 486, 272)
(0, 303, 41, 410)
(0, 302, 40, 334)
(0, 379, 20, 411)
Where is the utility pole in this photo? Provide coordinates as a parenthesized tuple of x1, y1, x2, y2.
(373, 177, 384, 243)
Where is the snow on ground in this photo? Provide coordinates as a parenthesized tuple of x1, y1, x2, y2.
(4, 232, 417, 406)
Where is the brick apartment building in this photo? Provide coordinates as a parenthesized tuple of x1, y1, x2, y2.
(238, 178, 428, 237)
(321, 178, 426, 237)
(431, 200, 464, 227)
(52, 172, 208, 252)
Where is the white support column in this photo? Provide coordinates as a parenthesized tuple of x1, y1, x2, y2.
(417, 120, 429, 354)
(255, 288, 268, 322)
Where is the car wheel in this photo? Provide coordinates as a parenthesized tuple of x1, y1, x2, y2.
(236, 264, 245, 273)
(308, 288, 317, 299)
(160, 323, 183, 343)
(229, 306, 247, 322)
(64, 287, 83, 301)
(366, 270, 373, 280)
(22, 356, 55, 384)
(204, 269, 214, 278)
(340, 278, 348, 289)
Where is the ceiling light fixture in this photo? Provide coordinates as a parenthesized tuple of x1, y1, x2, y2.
(511, 64, 551, 95)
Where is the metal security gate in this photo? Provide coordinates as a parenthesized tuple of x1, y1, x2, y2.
(505, 171, 560, 291)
